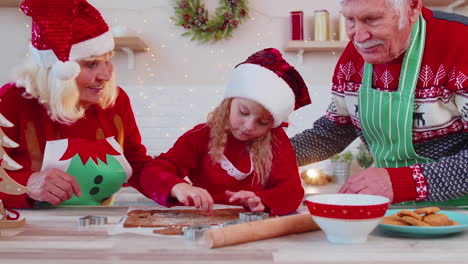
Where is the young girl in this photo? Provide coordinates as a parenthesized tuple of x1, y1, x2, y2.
(140, 48, 311, 216)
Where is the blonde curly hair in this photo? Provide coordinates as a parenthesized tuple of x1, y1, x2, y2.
(207, 98, 277, 186)
(13, 52, 117, 125)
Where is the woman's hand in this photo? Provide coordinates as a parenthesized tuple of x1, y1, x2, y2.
(225, 190, 265, 212)
(338, 167, 394, 202)
(171, 183, 214, 215)
(26, 168, 81, 205)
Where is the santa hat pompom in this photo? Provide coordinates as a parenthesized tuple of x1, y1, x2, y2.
(51, 61, 80, 81)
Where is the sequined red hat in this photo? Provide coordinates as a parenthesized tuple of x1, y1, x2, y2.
(20, 0, 114, 80)
(224, 48, 311, 127)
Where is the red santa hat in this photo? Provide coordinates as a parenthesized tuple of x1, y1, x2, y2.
(224, 48, 311, 127)
(20, 0, 115, 80)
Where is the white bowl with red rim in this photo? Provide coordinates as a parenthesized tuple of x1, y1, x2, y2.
(305, 193, 390, 244)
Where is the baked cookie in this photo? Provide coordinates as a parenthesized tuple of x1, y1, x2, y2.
(414, 207, 441, 215)
(397, 209, 423, 221)
(381, 214, 410, 226)
(401, 216, 432, 227)
(422, 213, 451, 226)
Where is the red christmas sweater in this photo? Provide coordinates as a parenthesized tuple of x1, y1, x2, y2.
(291, 8, 468, 203)
(140, 124, 304, 216)
(0, 83, 152, 208)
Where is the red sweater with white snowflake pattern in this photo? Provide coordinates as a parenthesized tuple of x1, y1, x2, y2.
(140, 124, 304, 216)
(291, 7, 468, 203)
(0, 83, 152, 208)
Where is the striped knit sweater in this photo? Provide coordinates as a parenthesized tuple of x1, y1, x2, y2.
(291, 7, 468, 204)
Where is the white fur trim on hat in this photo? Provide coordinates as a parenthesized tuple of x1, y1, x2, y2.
(224, 63, 295, 127)
(28, 30, 115, 68)
(51, 61, 80, 81)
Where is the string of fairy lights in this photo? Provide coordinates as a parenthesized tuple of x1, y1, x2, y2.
(21, 6, 343, 84)
(18, 5, 343, 154)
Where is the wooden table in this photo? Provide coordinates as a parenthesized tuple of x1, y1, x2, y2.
(1, 187, 467, 264)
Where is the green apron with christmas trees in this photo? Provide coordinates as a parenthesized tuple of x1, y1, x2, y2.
(41, 137, 132, 206)
(358, 15, 467, 207)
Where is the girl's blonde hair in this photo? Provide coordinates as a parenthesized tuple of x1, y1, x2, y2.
(13, 52, 118, 125)
(207, 98, 277, 186)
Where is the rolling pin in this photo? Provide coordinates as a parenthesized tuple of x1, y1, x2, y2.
(203, 213, 319, 248)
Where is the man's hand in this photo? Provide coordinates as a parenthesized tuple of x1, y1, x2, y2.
(225, 190, 265, 212)
(339, 167, 394, 202)
(171, 183, 214, 215)
(27, 168, 81, 205)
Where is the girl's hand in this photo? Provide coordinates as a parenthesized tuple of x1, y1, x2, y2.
(225, 190, 265, 212)
(171, 183, 214, 215)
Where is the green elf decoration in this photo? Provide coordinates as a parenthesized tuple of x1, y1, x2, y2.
(41, 138, 132, 205)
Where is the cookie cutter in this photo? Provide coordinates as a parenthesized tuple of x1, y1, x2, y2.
(220, 220, 241, 227)
(183, 225, 212, 241)
(239, 212, 269, 223)
(78, 215, 108, 227)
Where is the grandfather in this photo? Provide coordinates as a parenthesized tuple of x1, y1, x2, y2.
(291, 0, 468, 205)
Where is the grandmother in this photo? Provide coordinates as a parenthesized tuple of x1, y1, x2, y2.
(0, 0, 152, 208)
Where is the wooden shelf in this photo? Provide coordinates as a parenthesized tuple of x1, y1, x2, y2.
(284, 40, 349, 53)
(283, 0, 466, 54)
(0, 0, 21, 7)
(113, 36, 149, 70)
(114, 36, 149, 52)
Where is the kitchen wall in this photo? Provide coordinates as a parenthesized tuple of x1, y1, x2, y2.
(0, 0, 466, 158)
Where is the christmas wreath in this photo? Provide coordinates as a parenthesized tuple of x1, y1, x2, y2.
(173, 0, 249, 43)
